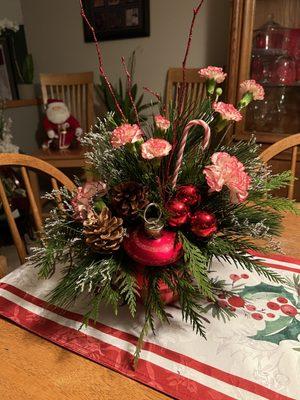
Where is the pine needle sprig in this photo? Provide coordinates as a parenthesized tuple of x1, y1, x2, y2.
(203, 302, 236, 323)
(178, 232, 214, 300)
(222, 253, 285, 284)
(115, 266, 139, 317)
(176, 277, 208, 337)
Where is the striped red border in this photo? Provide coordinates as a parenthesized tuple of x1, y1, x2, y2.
(0, 295, 233, 400)
(0, 282, 295, 400)
(249, 250, 300, 266)
(248, 251, 300, 273)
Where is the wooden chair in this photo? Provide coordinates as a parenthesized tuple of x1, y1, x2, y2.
(165, 68, 206, 115)
(0, 153, 76, 265)
(40, 71, 94, 132)
(261, 133, 300, 200)
(32, 72, 94, 215)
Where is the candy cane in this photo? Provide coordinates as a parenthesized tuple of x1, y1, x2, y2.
(171, 119, 211, 189)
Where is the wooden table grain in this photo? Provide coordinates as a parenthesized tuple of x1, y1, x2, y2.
(0, 212, 299, 400)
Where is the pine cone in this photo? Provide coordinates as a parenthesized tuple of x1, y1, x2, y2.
(83, 208, 125, 254)
(110, 182, 149, 219)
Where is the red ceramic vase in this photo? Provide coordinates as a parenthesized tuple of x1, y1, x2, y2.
(135, 267, 178, 305)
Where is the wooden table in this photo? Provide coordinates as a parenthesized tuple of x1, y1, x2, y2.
(0, 213, 299, 400)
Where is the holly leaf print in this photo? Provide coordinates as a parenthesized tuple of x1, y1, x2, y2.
(250, 316, 300, 345)
(240, 283, 296, 305)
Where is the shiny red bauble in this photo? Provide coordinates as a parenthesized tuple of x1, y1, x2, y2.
(190, 210, 217, 238)
(166, 199, 190, 227)
(175, 185, 201, 207)
(123, 226, 182, 266)
(135, 268, 178, 304)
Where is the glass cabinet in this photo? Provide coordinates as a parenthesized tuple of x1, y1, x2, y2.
(228, 0, 300, 143)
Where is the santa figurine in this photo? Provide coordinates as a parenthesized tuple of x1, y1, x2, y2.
(42, 99, 83, 150)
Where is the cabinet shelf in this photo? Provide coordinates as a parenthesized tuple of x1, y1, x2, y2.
(4, 99, 42, 109)
(259, 82, 300, 87)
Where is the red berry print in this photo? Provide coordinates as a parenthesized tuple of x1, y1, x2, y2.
(267, 301, 280, 310)
(267, 313, 275, 318)
(281, 304, 298, 317)
(228, 296, 245, 308)
(218, 300, 228, 308)
(277, 297, 288, 304)
(246, 304, 256, 311)
(218, 293, 226, 299)
(241, 274, 249, 279)
(229, 274, 240, 282)
(229, 306, 236, 312)
(251, 313, 263, 320)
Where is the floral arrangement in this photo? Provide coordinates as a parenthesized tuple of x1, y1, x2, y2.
(29, 1, 298, 365)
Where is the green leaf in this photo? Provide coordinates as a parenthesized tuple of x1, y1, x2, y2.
(240, 283, 297, 305)
(250, 317, 300, 344)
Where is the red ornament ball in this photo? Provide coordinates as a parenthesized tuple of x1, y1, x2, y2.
(190, 210, 217, 238)
(175, 185, 200, 207)
(123, 226, 182, 266)
(166, 199, 190, 227)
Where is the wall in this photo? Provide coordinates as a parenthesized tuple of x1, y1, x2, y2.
(0, 0, 23, 23)
(2, 0, 230, 153)
(1, 0, 40, 154)
(21, 0, 230, 96)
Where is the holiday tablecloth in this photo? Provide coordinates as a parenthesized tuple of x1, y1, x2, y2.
(0, 254, 299, 400)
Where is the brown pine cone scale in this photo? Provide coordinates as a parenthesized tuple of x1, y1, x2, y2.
(110, 181, 149, 219)
(83, 207, 125, 254)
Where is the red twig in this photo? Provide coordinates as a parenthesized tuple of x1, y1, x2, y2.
(177, 0, 205, 115)
(79, 0, 125, 121)
(143, 87, 166, 115)
(121, 56, 140, 126)
(143, 87, 161, 104)
(164, 0, 205, 188)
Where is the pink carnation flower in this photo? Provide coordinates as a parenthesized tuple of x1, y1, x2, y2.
(198, 66, 227, 83)
(110, 123, 143, 148)
(141, 138, 172, 160)
(240, 79, 265, 100)
(71, 181, 107, 220)
(204, 152, 251, 204)
(213, 102, 242, 122)
(154, 115, 170, 131)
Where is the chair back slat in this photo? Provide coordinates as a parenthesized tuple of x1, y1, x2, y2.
(261, 133, 300, 200)
(0, 177, 27, 264)
(40, 72, 94, 132)
(288, 146, 298, 199)
(20, 166, 43, 233)
(0, 154, 76, 265)
(165, 68, 206, 116)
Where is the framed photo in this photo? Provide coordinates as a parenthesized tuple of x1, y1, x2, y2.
(0, 37, 18, 100)
(82, 0, 150, 41)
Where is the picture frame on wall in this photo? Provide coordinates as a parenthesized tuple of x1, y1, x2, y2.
(0, 37, 18, 100)
(82, 0, 150, 41)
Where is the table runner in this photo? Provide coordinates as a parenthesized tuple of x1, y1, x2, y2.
(0, 253, 300, 400)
